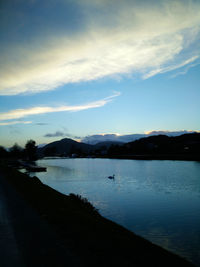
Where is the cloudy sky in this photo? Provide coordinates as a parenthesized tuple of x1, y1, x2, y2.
(0, 0, 200, 147)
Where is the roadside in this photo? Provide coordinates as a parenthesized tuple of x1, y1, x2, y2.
(0, 173, 25, 266)
(0, 171, 82, 267)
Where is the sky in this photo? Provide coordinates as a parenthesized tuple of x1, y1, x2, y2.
(0, 0, 200, 147)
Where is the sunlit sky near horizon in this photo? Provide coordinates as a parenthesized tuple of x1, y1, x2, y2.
(0, 0, 200, 147)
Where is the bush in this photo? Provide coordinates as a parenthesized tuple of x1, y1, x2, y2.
(69, 193, 99, 214)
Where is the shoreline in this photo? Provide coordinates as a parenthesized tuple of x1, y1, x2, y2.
(106, 154, 200, 161)
(37, 154, 200, 162)
(0, 163, 194, 266)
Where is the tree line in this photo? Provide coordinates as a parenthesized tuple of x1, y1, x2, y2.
(0, 140, 37, 161)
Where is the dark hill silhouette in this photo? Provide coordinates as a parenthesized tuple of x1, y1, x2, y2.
(37, 133, 200, 160)
(108, 133, 200, 159)
(38, 138, 93, 157)
(125, 133, 200, 154)
(92, 141, 124, 156)
(38, 139, 124, 157)
(94, 141, 123, 149)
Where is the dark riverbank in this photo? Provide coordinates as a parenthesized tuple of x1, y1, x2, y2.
(0, 169, 81, 266)
(0, 164, 194, 266)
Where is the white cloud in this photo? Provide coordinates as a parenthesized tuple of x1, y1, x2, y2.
(0, 0, 200, 95)
(82, 133, 146, 144)
(143, 55, 199, 79)
(170, 61, 200, 78)
(0, 92, 120, 122)
(0, 121, 32, 126)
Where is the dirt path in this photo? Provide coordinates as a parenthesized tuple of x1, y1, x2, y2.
(0, 174, 25, 266)
(0, 172, 82, 267)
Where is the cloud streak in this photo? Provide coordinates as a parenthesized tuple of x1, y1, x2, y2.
(0, 121, 32, 126)
(35, 122, 49, 126)
(0, 92, 120, 122)
(44, 131, 66, 138)
(44, 131, 81, 139)
(143, 56, 199, 79)
(0, 0, 199, 95)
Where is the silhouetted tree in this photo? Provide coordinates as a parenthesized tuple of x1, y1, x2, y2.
(25, 140, 37, 160)
(10, 143, 23, 158)
(0, 146, 8, 159)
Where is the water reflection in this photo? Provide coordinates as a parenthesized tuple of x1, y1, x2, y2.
(32, 158, 200, 265)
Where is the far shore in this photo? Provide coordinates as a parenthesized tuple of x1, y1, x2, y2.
(106, 154, 200, 161)
(36, 153, 200, 162)
(0, 162, 194, 266)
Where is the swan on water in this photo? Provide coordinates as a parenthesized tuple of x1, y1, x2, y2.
(108, 174, 115, 179)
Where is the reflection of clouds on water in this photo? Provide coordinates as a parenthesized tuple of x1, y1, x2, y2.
(135, 161, 200, 195)
(105, 159, 200, 195)
(35, 158, 200, 197)
(32, 165, 74, 182)
(47, 166, 75, 180)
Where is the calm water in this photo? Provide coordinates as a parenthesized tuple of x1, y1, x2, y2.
(32, 159, 200, 265)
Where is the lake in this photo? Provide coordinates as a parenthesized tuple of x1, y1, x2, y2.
(32, 158, 200, 265)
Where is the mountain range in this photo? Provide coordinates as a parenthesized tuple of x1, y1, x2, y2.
(81, 130, 198, 144)
(38, 132, 200, 158)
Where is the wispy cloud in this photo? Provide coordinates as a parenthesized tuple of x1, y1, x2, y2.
(0, 0, 199, 95)
(44, 131, 65, 138)
(143, 56, 199, 79)
(35, 122, 49, 126)
(44, 130, 81, 139)
(170, 61, 200, 78)
(0, 92, 120, 122)
(0, 121, 32, 126)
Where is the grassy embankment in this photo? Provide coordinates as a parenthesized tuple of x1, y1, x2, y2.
(0, 163, 194, 266)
